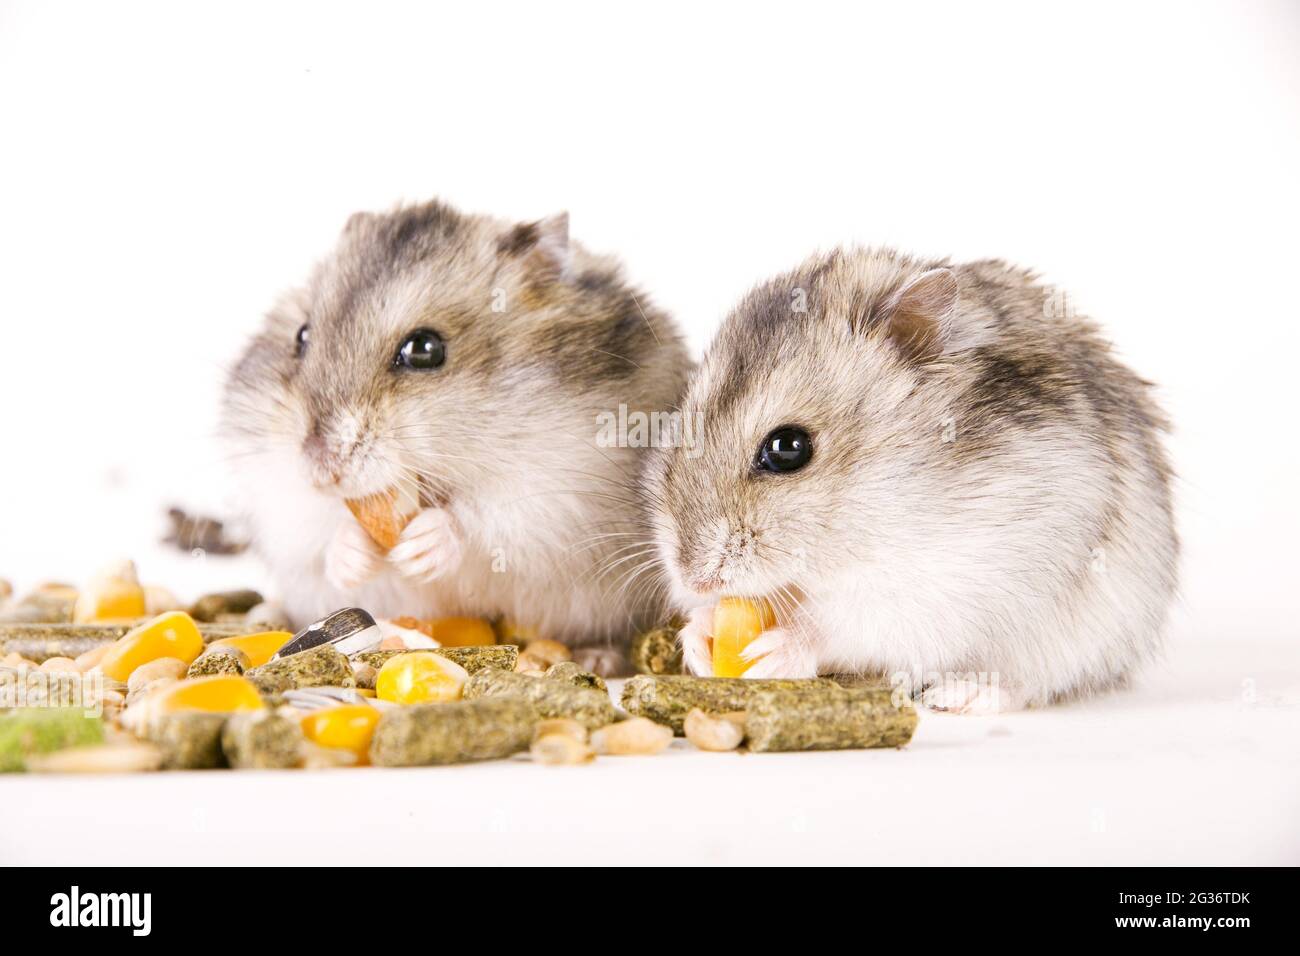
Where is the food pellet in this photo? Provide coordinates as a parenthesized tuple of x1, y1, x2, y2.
(375, 651, 469, 705)
(544, 661, 607, 693)
(711, 597, 775, 678)
(744, 686, 918, 752)
(146, 711, 228, 769)
(683, 708, 746, 751)
(463, 668, 617, 730)
(0, 584, 77, 625)
(369, 696, 538, 767)
(590, 717, 673, 756)
(300, 704, 381, 763)
(621, 675, 844, 734)
(222, 710, 303, 769)
(245, 644, 355, 695)
(531, 733, 595, 766)
(630, 624, 683, 676)
(187, 645, 250, 678)
(98, 611, 206, 682)
(352, 644, 518, 680)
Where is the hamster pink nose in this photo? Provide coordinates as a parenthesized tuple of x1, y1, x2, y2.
(302, 431, 342, 487)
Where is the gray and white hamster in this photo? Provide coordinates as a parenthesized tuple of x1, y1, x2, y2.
(222, 199, 688, 661)
(644, 248, 1177, 712)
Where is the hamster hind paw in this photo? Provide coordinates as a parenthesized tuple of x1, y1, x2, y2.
(921, 678, 1023, 715)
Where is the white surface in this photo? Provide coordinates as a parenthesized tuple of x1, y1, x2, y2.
(0, 1, 1298, 864)
(2, 637, 1297, 866)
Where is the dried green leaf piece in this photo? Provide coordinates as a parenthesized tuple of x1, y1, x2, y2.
(245, 644, 354, 695)
(0, 707, 105, 772)
(745, 686, 918, 752)
(146, 711, 228, 769)
(189, 590, 264, 623)
(222, 710, 303, 769)
(369, 696, 538, 766)
(545, 660, 608, 693)
(621, 675, 844, 734)
(463, 668, 617, 730)
(630, 625, 682, 675)
(351, 644, 517, 687)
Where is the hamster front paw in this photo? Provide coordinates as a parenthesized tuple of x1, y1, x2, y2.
(325, 519, 385, 590)
(388, 507, 463, 583)
(678, 605, 715, 676)
(739, 627, 819, 679)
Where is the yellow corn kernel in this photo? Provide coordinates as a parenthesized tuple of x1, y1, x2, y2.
(424, 617, 497, 647)
(154, 675, 265, 714)
(99, 611, 205, 682)
(207, 630, 293, 669)
(711, 597, 776, 678)
(300, 705, 380, 764)
(376, 651, 469, 705)
(73, 576, 146, 623)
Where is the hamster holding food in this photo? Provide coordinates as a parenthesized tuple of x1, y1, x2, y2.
(222, 199, 689, 664)
(643, 248, 1177, 711)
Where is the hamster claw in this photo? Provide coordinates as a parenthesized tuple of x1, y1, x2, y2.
(324, 519, 385, 590)
(388, 507, 462, 583)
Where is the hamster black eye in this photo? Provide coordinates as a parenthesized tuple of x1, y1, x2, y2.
(295, 324, 309, 357)
(756, 426, 812, 473)
(395, 329, 446, 371)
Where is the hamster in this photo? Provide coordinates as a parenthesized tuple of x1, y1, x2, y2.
(221, 199, 689, 665)
(644, 247, 1177, 712)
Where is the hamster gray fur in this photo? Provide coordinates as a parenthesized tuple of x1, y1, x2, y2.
(221, 199, 689, 661)
(643, 247, 1177, 712)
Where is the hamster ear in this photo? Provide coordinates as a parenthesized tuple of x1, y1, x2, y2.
(871, 268, 959, 362)
(499, 212, 572, 281)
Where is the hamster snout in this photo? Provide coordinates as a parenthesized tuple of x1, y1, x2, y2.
(646, 247, 1177, 711)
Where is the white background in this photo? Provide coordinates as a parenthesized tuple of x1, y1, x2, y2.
(0, 0, 1296, 865)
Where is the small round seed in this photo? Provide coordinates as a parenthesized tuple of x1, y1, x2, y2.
(683, 708, 746, 751)
(534, 717, 588, 743)
(521, 639, 571, 668)
(590, 717, 673, 755)
(127, 657, 188, 694)
(531, 733, 595, 766)
(39, 657, 80, 673)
